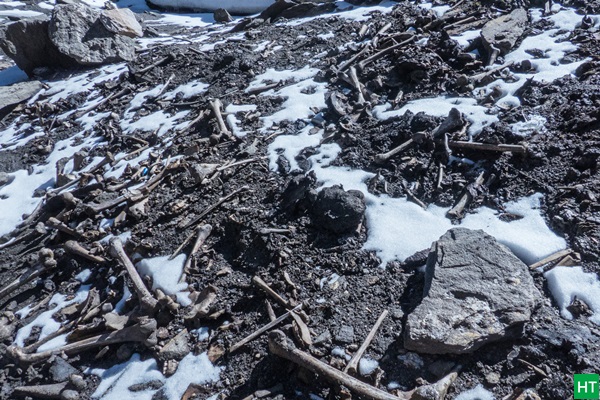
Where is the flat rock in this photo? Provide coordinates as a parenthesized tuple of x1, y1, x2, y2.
(312, 185, 365, 233)
(158, 329, 190, 361)
(48, 3, 136, 66)
(0, 17, 76, 75)
(481, 8, 528, 56)
(404, 228, 540, 354)
(0, 80, 43, 112)
(100, 8, 144, 38)
(214, 8, 233, 23)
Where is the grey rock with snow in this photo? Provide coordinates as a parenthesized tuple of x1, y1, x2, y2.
(49, 3, 136, 66)
(100, 8, 144, 38)
(481, 8, 528, 56)
(404, 228, 540, 354)
(0, 17, 76, 75)
(0, 81, 44, 113)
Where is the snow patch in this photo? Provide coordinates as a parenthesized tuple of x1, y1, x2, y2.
(545, 266, 600, 325)
(136, 254, 191, 306)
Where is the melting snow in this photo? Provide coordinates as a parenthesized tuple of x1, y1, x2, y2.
(455, 385, 495, 400)
(545, 266, 600, 325)
(136, 254, 191, 306)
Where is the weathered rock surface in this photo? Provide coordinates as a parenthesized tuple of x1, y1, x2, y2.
(404, 228, 540, 354)
(48, 3, 136, 65)
(312, 185, 365, 233)
(100, 8, 144, 38)
(214, 8, 233, 23)
(0, 18, 76, 75)
(0, 81, 43, 114)
(481, 8, 528, 56)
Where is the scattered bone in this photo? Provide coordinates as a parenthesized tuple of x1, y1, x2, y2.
(184, 285, 218, 322)
(357, 36, 415, 70)
(0, 263, 54, 301)
(229, 304, 302, 354)
(8, 318, 157, 365)
(252, 276, 291, 309)
(268, 330, 408, 400)
(12, 382, 69, 399)
(209, 98, 233, 142)
(64, 240, 106, 264)
(446, 171, 485, 218)
(47, 217, 81, 238)
(344, 309, 388, 375)
(109, 237, 158, 312)
(180, 224, 212, 283)
(448, 141, 526, 154)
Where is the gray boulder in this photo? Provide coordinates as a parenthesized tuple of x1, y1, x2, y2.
(48, 3, 136, 65)
(100, 8, 144, 38)
(404, 228, 540, 354)
(481, 8, 528, 56)
(0, 18, 76, 75)
(0, 81, 43, 115)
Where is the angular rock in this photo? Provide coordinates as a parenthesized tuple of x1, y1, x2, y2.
(481, 8, 528, 56)
(49, 357, 78, 382)
(147, 0, 275, 15)
(48, 3, 136, 66)
(158, 329, 190, 361)
(312, 185, 365, 233)
(404, 228, 540, 354)
(0, 81, 44, 116)
(0, 17, 76, 75)
(214, 8, 233, 23)
(100, 8, 143, 38)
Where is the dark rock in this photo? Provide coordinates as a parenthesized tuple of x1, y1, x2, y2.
(214, 8, 233, 23)
(0, 18, 76, 75)
(335, 325, 354, 344)
(481, 8, 528, 56)
(311, 185, 365, 233)
(48, 4, 136, 66)
(404, 228, 540, 354)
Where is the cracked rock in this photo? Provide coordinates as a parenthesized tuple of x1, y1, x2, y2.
(404, 228, 540, 354)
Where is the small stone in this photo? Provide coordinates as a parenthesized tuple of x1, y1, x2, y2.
(69, 374, 86, 390)
(214, 8, 233, 23)
(335, 325, 354, 344)
(486, 371, 501, 385)
(158, 329, 190, 361)
(49, 357, 78, 382)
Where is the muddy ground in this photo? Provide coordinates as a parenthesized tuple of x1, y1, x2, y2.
(0, 0, 599, 399)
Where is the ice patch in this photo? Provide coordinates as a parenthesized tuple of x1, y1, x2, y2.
(136, 254, 191, 306)
(511, 115, 547, 137)
(88, 352, 221, 400)
(225, 104, 257, 138)
(246, 66, 320, 92)
(545, 266, 600, 325)
(162, 81, 209, 100)
(455, 384, 495, 400)
(358, 358, 379, 376)
(373, 97, 498, 137)
(14, 285, 91, 347)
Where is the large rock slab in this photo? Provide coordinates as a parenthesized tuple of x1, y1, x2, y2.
(48, 3, 136, 65)
(0, 18, 76, 75)
(405, 228, 540, 354)
(481, 8, 528, 56)
(0, 80, 43, 118)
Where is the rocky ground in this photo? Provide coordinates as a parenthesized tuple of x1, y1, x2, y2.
(0, 0, 599, 400)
